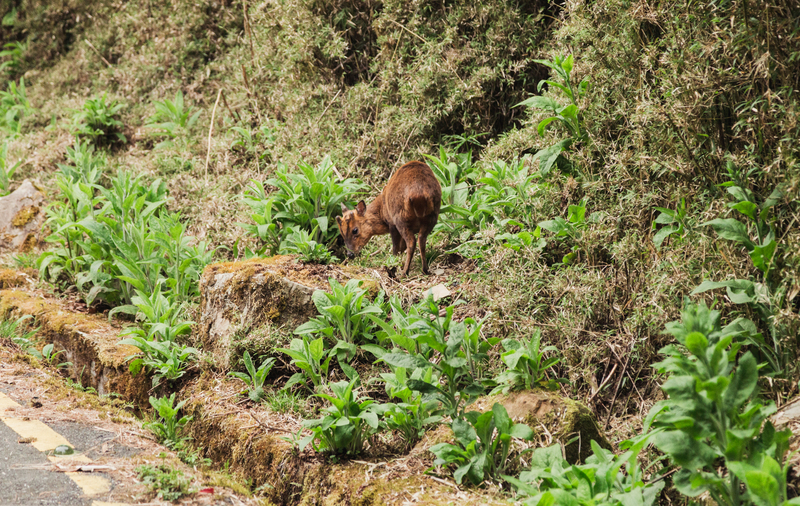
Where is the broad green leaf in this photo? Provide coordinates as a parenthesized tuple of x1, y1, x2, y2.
(685, 332, 708, 357)
(452, 418, 477, 446)
(745, 470, 780, 506)
(702, 218, 753, 248)
(723, 352, 758, 411)
(516, 95, 560, 111)
(653, 225, 679, 249)
(750, 240, 777, 275)
(382, 352, 425, 370)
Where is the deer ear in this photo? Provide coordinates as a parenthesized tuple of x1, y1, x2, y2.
(341, 203, 348, 213)
(336, 215, 342, 226)
(356, 201, 367, 215)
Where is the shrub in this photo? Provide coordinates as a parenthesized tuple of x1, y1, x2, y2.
(145, 91, 201, 149)
(239, 156, 366, 255)
(72, 93, 126, 146)
(298, 377, 384, 455)
(430, 403, 533, 485)
(228, 350, 276, 402)
(645, 302, 794, 506)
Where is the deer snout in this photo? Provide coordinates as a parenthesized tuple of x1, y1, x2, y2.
(346, 251, 355, 259)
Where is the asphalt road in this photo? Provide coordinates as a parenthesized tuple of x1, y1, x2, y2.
(0, 419, 89, 506)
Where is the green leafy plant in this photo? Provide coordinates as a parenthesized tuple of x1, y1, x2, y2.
(0, 40, 26, 77)
(538, 198, 593, 264)
(377, 366, 441, 448)
(298, 377, 384, 455)
(112, 284, 194, 342)
(476, 159, 539, 210)
(645, 302, 795, 506)
(496, 226, 547, 253)
(229, 122, 277, 171)
(238, 190, 283, 257)
(652, 197, 691, 249)
(0, 77, 31, 136)
(240, 156, 366, 250)
(692, 161, 792, 376)
(41, 343, 72, 369)
(135, 463, 194, 501)
(121, 333, 199, 388)
(504, 437, 663, 506)
(143, 393, 193, 449)
(57, 141, 104, 185)
(65, 373, 98, 394)
(424, 147, 475, 212)
(119, 286, 198, 388)
(227, 350, 276, 402)
(72, 93, 126, 146)
(146, 91, 201, 149)
(0, 140, 20, 196)
(378, 298, 491, 418)
(517, 54, 589, 175)
(0, 314, 40, 357)
(11, 252, 37, 269)
(39, 153, 211, 308)
(177, 446, 211, 467)
(280, 227, 337, 264)
(430, 403, 533, 485)
(278, 336, 332, 391)
(295, 278, 383, 347)
(490, 329, 564, 394)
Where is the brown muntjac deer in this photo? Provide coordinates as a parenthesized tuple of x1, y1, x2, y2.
(336, 160, 442, 275)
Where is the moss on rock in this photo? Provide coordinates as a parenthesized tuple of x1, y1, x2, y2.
(199, 255, 380, 370)
(0, 180, 46, 252)
(0, 269, 31, 288)
(11, 205, 39, 227)
(475, 390, 611, 464)
(181, 373, 506, 506)
(0, 288, 149, 405)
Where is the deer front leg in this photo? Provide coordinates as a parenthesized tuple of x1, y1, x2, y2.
(389, 227, 405, 255)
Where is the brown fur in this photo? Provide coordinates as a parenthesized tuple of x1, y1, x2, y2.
(336, 161, 442, 275)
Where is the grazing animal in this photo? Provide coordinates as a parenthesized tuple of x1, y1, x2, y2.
(336, 160, 442, 275)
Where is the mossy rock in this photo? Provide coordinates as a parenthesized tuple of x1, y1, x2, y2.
(0, 180, 46, 252)
(0, 288, 149, 405)
(0, 268, 34, 289)
(199, 255, 380, 371)
(473, 390, 611, 464)
(181, 373, 506, 506)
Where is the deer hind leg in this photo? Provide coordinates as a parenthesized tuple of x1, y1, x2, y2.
(396, 224, 417, 275)
(418, 225, 433, 275)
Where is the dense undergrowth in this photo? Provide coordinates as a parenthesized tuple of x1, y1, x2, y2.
(1, 0, 799, 503)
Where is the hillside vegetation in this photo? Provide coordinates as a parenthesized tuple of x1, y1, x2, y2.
(1, 0, 799, 504)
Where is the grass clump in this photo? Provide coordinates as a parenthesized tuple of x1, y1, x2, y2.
(136, 463, 194, 502)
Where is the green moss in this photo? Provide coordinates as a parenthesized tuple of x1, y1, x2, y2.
(559, 399, 611, 464)
(10, 206, 39, 227)
(0, 288, 150, 407)
(0, 270, 28, 289)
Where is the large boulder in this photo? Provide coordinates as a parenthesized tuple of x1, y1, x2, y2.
(0, 179, 46, 252)
(198, 255, 381, 370)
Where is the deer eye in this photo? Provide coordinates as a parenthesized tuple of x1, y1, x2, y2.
(352, 227, 359, 236)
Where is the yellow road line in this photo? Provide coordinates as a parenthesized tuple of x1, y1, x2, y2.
(0, 391, 119, 500)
